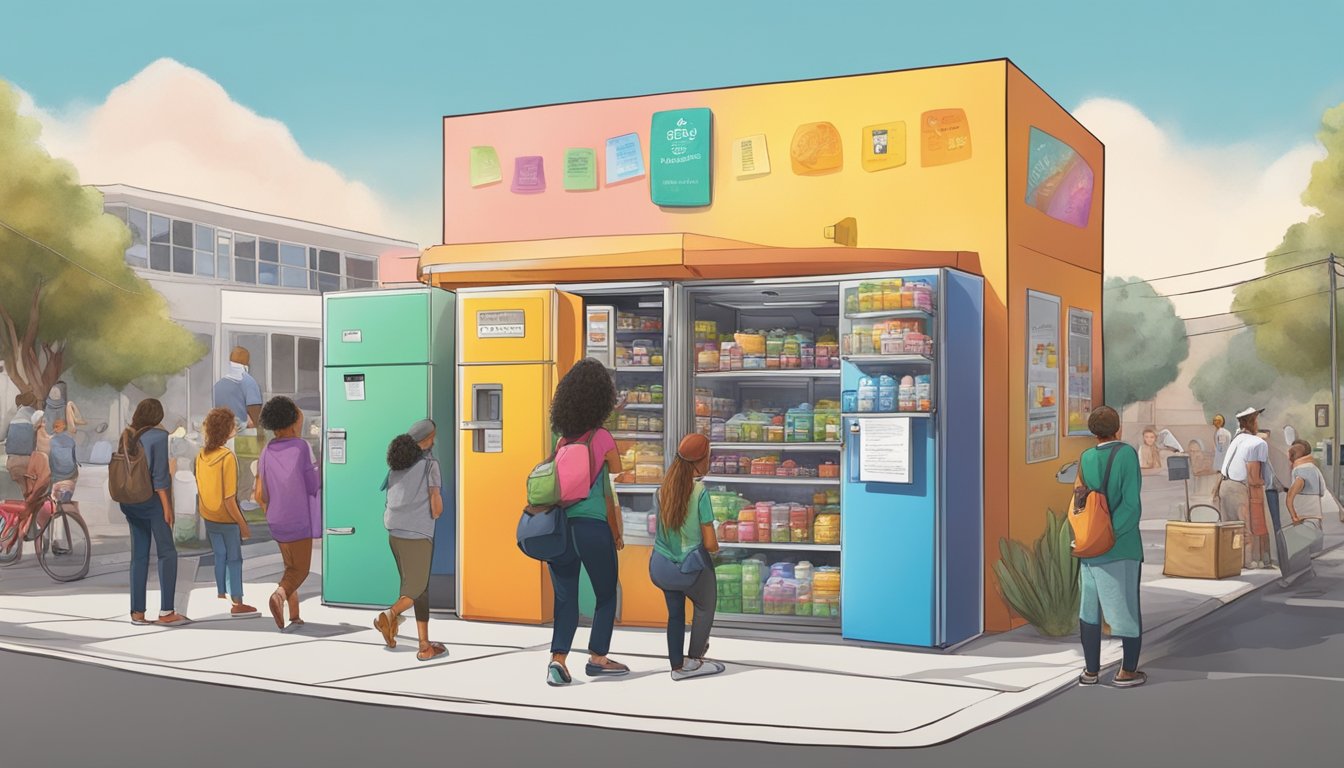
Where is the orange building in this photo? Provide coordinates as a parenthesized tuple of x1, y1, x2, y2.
(423, 58, 1103, 635)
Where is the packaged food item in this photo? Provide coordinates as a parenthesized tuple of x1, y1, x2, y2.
(651, 385, 664, 404)
(845, 289, 860, 315)
(818, 461, 840, 478)
(757, 514, 771, 543)
(916, 375, 932, 412)
(736, 509, 757, 542)
(882, 279, 903, 311)
(786, 404, 814, 442)
(858, 282, 880, 313)
(899, 375, 917, 412)
(647, 513, 658, 536)
(878, 375, 897, 413)
(857, 377, 877, 413)
(813, 512, 840, 544)
(720, 521, 738, 542)
(765, 424, 785, 443)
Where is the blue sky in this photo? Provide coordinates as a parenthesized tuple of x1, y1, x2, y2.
(3, 0, 1342, 214)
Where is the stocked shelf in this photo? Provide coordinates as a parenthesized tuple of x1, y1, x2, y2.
(716, 542, 840, 552)
(613, 483, 660, 494)
(843, 411, 933, 419)
(843, 354, 934, 366)
(616, 365, 663, 373)
(611, 431, 663, 441)
(696, 369, 840, 381)
(704, 475, 841, 486)
(619, 403, 663, 411)
(713, 612, 841, 627)
(845, 309, 934, 322)
(711, 442, 841, 452)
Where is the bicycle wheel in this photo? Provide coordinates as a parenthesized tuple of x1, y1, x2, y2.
(0, 520, 22, 566)
(38, 511, 90, 582)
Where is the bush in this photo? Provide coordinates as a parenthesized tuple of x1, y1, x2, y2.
(993, 509, 1081, 637)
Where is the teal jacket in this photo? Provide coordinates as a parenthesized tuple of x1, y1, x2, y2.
(1078, 441, 1144, 564)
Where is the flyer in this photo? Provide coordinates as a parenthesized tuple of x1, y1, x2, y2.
(563, 148, 597, 191)
(469, 146, 502, 187)
(511, 155, 546, 194)
(1066, 308, 1094, 436)
(650, 108, 712, 207)
(605, 133, 645, 184)
(1026, 290, 1060, 463)
(858, 417, 912, 484)
(733, 134, 771, 178)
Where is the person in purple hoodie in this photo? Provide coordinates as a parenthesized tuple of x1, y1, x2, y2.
(254, 396, 320, 631)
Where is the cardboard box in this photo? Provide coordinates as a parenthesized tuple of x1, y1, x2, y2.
(1163, 521, 1244, 579)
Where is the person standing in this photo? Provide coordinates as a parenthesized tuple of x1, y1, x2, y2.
(1286, 440, 1327, 525)
(4, 393, 39, 495)
(117, 399, 188, 626)
(1212, 414, 1233, 476)
(1215, 408, 1272, 569)
(214, 347, 265, 508)
(48, 420, 80, 502)
(373, 420, 446, 661)
(255, 396, 321, 631)
(1076, 406, 1147, 689)
(543, 359, 628, 687)
(652, 433, 724, 680)
(195, 407, 258, 618)
(44, 381, 86, 436)
(20, 411, 52, 540)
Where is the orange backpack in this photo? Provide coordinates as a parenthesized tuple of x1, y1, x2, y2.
(1069, 445, 1122, 558)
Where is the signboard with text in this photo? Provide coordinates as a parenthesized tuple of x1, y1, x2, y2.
(650, 108, 712, 207)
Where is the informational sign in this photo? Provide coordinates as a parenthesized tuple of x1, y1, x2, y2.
(858, 417, 912, 484)
(1027, 290, 1061, 463)
(327, 429, 347, 465)
(920, 108, 972, 167)
(733, 134, 771, 178)
(605, 133, 645, 184)
(650, 108, 712, 207)
(790, 122, 843, 175)
(585, 307, 614, 367)
(1066, 308, 1094, 436)
(862, 121, 907, 172)
(1026, 127, 1094, 228)
(469, 146, 502, 187)
(511, 156, 546, 194)
(483, 429, 503, 453)
(343, 374, 365, 402)
(563, 148, 598, 191)
(477, 310, 526, 338)
(341, 330, 363, 343)
(1317, 404, 1330, 429)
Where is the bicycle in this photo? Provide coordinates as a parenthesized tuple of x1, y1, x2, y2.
(0, 489, 92, 582)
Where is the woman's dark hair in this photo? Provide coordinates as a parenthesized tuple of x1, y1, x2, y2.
(387, 434, 424, 472)
(1088, 405, 1120, 440)
(202, 407, 236, 452)
(550, 358, 617, 438)
(130, 398, 164, 431)
(259, 396, 300, 432)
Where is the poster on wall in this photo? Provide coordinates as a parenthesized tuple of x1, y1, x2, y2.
(604, 133, 645, 184)
(1066, 308, 1094, 436)
(861, 121, 907, 172)
(920, 109, 972, 167)
(733, 134, 771, 178)
(790, 121, 843, 175)
(650, 108, 712, 207)
(511, 156, 546, 194)
(1026, 127, 1095, 228)
(469, 146, 502, 187)
(563, 148, 598, 191)
(1027, 290, 1061, 463)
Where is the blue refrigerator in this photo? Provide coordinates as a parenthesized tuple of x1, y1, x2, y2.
(839, 269, 984, 647)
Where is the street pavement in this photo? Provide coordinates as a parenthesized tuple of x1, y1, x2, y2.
(2, 548, 1340, 767)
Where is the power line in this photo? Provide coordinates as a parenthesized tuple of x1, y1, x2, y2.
(0, 216, 139, 294)
(1179, 287, 1337, 321)
(1105, 252, 1296, 290)
(1146, 258, 1330, 299)
(1184, 321, 1267, 339)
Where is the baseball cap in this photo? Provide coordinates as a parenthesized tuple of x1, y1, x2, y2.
(676, 433, 711, 463)
(1235, 407, 1265, 420)
(408, 419, 436, 441)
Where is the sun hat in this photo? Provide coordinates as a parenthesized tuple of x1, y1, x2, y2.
(1235, 407, 1265, 420)
(408, 419, 436, 441)
(676, 433, 710, 463)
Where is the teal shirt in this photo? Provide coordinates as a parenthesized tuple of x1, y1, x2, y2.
(654, 482, 712, 563)
(1079, 442, 1144, 564)
(565, 466, 610, 522)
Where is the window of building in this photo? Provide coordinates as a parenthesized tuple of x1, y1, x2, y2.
(149, 214, 171, 271)
(279, 243, 307, 289)
(297, 337, 320, 395)
(105, 204, 126, 221)
(345, 255, 376, 289)
(234, 235, 257, 284)
(125, 208, 149, 269)
(194, 224, 216, 277)
(171, 219, 193, 248)
(216, 232, 232, 280)
(258, 239, 280, 286)
(230, 333, 269, 396)
(271, 334, 297, 394)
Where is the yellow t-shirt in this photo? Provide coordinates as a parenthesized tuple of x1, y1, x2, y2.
(195, 447, 239, 524)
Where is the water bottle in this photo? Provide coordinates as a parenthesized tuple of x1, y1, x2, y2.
(857, 377, 877, 413)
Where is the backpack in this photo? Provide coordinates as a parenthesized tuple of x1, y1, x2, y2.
(1068, 445, 1122, 558)
(5, 417, 35, 456)
(108, 427, 154, 504)
(526, 431, 598, 508)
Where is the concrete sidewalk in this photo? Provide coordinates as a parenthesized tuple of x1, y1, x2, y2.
(1, 541, 1326, 748)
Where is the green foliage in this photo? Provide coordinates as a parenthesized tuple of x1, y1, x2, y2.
(993, 509, 1081, 637)
(0, 80, 205, 395)
(1103, 277, 1190, 409)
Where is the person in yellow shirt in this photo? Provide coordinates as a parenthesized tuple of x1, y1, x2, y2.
(196, 407, 258, 618)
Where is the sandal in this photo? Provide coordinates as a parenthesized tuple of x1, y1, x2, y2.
(374, 612, 397, 648)
(417, 642, 448, 662)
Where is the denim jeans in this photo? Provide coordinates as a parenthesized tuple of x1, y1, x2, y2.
(547, 518, 618, 656)
(124, 506, 177, 615)
(662, 566, 717, 669)
(204, 520, 244, 601)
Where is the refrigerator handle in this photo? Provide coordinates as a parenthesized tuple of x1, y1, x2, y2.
(326, 527, 356, 535)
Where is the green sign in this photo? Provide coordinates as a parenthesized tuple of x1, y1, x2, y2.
(650, 108, 712, 207)
(563, 148, 598, 191)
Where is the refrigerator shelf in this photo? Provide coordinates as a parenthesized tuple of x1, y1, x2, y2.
(716, 542, 841, 552)
(613, 484, 660, 494)
(703, 475, 841, 486)
(843, 354, 934, 365)
(616, 365, 664, 373)
(713, 612, 841, 628)
(611, 431, 663, 440)
(844, 309, 935, 322)
(710, 442, 841, 452)
(842, 411, 934, 419)
(619, 403, 664, 411)
(694, 369, 841, 380)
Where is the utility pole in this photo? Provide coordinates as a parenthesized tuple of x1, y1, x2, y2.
(1332, 253, 1341, 498)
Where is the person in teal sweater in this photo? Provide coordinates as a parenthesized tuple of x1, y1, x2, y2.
(1076, 405, 1147, 688)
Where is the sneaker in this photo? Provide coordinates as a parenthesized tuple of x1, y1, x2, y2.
(671, 658, 726, 681)
(230, 603, 260, 618)
(1112, 670, 1147, 688)
(1078, 670, 1100, 686)
(585, 659, 630, 677)
(546, 661, 572, 687)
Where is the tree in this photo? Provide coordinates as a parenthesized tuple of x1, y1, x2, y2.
(0, 81, 204, 397)
(1231, 103, 1344, 379)
(1191, 330, 1302, 420)
(1102, 277, 1190, 411)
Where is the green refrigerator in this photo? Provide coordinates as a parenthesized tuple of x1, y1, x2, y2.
(322, 287, 456, 610)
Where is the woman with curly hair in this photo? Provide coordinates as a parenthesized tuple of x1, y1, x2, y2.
(196, 407, 258, 618)
(373, 420, 447, 661)
(255, 396, 321, 631)
(544, 358, 629, 687)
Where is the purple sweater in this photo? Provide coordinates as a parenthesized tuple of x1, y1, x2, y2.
(258, 438, 320, 543)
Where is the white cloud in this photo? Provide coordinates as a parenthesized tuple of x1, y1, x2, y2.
(15, 58, 433, 249)
(1075, 98, 1324, 318)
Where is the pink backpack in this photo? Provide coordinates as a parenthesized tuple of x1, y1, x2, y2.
(525, 431, 598, 508)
